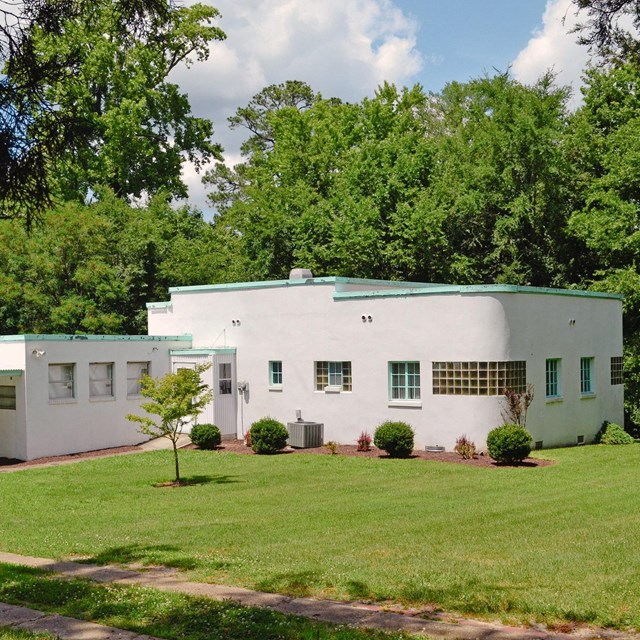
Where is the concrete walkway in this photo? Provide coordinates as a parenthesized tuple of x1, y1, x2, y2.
(0, 601, 162, 639)
(1, 552, 636, 640)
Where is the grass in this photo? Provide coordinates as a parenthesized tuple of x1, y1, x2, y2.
(0, 564, 413, 640)
(0, 631, 55, 640)
(0, 445, 639, 629)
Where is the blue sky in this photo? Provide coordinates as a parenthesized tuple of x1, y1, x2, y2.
(176, 0, 589, 210)
(395, 0, 549, 92)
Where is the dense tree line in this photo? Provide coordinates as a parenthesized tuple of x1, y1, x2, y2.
(3, 0, 640, 427)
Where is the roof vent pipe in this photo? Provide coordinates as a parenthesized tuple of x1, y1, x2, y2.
(289, 268, 313, 280)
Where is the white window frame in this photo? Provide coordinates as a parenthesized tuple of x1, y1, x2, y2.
(127, 361, 149, 398)
(48, 364, 76, 402)
(545, 358, 562, 400)
(269, 361, 283, 389)
(389, 362, 421, 402)
(89, 362, 114, 400)
(580, 357, 595, 396)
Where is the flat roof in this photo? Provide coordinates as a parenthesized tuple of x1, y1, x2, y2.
(333, 284, 624, 301)
(160, 277, 622, 302)
(0, 335, 193, 343)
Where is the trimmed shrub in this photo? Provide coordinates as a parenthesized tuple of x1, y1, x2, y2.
(486, 423, 532, 464)
(249, 417, 288, 454)
(599, 421, 635, 445)
(373, 421, 414, 458)
(454, 434, 477, 459)
(190, 423, 221, 450)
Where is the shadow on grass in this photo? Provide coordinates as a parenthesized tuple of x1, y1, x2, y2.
(153, 474, 242, 488)
(255, 571, 323, 598)
(78, 544, 199, 571)
(0, 564, 372, 640)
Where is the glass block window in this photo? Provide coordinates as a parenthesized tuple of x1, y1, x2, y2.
(89, 362, 114, 398)
(611, 356, 624, 385)
(315, 361, 352, 391)
(580, 357, 595, 395)
(127, 361, 149, 397)
(546, 359, 561, 398)
(219, 363, 232, 395)
(389, 362, 421, 400)
(0, 385, 16, 410)
(269, 361, 282, 386)
(48, 364, 75, 400)
(432, 361, 526, 395)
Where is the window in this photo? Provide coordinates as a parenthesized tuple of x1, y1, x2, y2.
(580, 357, 595, 395)
(89, 362, 114, 398)
(315, 361, 352, 391)
(269, 361, 282, 387)
(432, 361, 526, 395)
(611, 356, 624, 385)
(0, 386, 16, 410)
(48, 364, 75, 400)
(219, 363, 232, 395)
(545, 359, 561, 399)
(389, 362, 420, 400)
(127, 361, 149, 397)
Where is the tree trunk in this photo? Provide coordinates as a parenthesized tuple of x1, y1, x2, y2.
(172, 440, 180, 483)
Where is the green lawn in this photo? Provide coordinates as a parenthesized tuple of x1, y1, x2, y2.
(0, 631, 55, 640)
(0, 564, 411, 640)
(1, 446, 639, 629)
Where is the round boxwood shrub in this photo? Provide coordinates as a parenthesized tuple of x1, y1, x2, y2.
(486, 423, 532, 464)
(190, 423, 222, 450)
(599, 422, 634, 445)
(249, 417, 288, 454)
(373, 421, 414, 458)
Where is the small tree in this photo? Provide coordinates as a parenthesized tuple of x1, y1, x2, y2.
(127, 364, 212, 483)
(501, 384, 534, 427)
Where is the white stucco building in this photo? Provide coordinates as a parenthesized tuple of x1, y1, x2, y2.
(149, 272, 624, 452)
(0, 272, 625, 460)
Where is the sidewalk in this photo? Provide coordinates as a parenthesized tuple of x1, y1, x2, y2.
(1, 551, 633, 640)
(0, 601, 162, 639)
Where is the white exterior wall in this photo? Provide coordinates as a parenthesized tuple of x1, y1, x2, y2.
(0, 337, 189, 460)
(502, 294, 624, 447)
(149, 281, 623, 451)
(0, 344, 28, 459)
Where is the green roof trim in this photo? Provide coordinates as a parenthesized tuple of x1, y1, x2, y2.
(166, 276, 435, 295)
(333, 284, 623, 301)
(0, 335, 192, 343)
(0, 369, 23, 377)
(170, 348, 236, 356)
(146, 301, 172, 310)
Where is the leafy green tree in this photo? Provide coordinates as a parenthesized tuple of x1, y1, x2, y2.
(127, 365, 212, 483)
(1, 0, 220, 224)
(0, 190, 243, 335)
(573, 0, 640, 60)
(0, 1, 224, 223)
(205, 75, 574, 286)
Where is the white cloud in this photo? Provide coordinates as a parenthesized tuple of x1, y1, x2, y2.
(511, 0, 590, 110)
(171, 0, 423, 212)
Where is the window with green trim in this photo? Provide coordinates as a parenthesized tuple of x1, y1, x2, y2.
(580, 357, 595, 395)
(315, 361, 352, 391)
(546, 359, 561, 399)
(389, 362, 420, 400)
(269, 361, 282, 387)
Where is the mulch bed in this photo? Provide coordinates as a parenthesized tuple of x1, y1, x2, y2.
(0, 440, 553, 469)
(201, 440, 554, 468)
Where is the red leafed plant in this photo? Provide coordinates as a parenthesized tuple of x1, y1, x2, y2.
(454, 434, 477, 459)
(357, 430, 372, 452)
